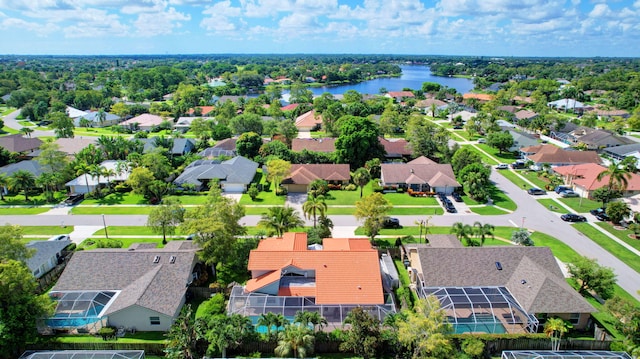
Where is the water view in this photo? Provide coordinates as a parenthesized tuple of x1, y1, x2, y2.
(303, 64, 475, 96)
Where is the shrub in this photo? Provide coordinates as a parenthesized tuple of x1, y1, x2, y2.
(114, 183, 131, 193)
(65, 243, 77, 251)
(95, 238, 123, 248)
(372, 181, 383, 192)
(199, 293, 226, 317)
(275, 187, 288, 196)
(343, 183, 357, 191)
(98, 327, 116, 341)
(396, 187, 404, 193)
(247, 183, 259, 201)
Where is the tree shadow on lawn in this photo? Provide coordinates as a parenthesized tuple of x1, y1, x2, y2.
(93, 193, 149, 205)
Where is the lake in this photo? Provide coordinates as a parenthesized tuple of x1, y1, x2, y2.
(289, 64, 475, 97)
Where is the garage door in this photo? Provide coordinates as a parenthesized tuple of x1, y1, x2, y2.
(223, 183, 246, 193)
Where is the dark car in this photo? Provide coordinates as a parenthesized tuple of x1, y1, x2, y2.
(451, 192, 463, 202)
(445, 205, 457, 213)
(527, 188, 546, 195)
(383, 217, 401, 229)
(511, 161, 527, 169)
(554, 186, 571, 194)
(63, 193, 85, 206)
(590, 208, 610, 221)
(561, 213, 587, 222)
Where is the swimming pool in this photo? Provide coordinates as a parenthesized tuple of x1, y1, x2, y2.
(449, 315, 507, 334)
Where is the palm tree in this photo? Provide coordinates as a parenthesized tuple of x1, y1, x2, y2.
(9, 170, 36, 201)
(36, 172, 60, 203)
(97, 108, 107, 126)
(597, 163, 632, 193)
(75, 163, 93, 196)
(274, 323, 315, 359)
(302, 194, 327, 228)
(352, 167, 371, 198)
(0, 173, 8, 201)
(89, 164, 104, 198)
(450, 221, 473, 246)
(301, 311, 327, 333)
(258, 312, 289, 342)
(544, 317, 570, 351)
(473, 221, 495, 246)
(258, 206, 305, 237)
(20, 127, 34, 138)
(102, 166, 116, 192)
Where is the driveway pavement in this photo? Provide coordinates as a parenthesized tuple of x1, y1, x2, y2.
(3, 109, 55, 137)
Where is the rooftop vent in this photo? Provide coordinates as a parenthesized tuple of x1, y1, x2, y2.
(521, 279, 527, 285)
(169, 256, 176, 264)
(153, 256, 160, 264)
(495, 262, 502, 270)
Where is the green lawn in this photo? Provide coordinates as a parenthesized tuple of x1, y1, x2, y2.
(81, 192, 149, 205)
(518, 171, 551, 189)
(537, 199, 564, 213)
(20, 226, 74, 235)
(461, 184, 517, 211)
(1, 126, 19, 134)
(326, 207, 356, 215)
(557, 197, 602, 213)
(1, 192, 66, 205)
(17, 120, 35, 126)
(243, 206, 272, 215)
(239, 179, 286, 206)
(462, 145, 499, 165)
(71, 206, 154, 215)
(596, 222, 640, 251)
(572, 223, 640, 273)
(0, 207, 51, 215)
(475, 144, 520, 162)
(93, 226, 161, 236)
(497, 169, 531, 189)
(324, 182, 373, 205)
(164, 194, 210, 205)
(469, 206, 509, 215)
(80, 237, 169, 249)
(54, 331, 166, 343)
(383, 192, 438, 205)
(0, 106, 16, 116)
(389, 207, 444, 215)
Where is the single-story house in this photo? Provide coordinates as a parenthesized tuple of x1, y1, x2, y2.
(51, 138, 98, 157)
(187, 106, 215, 117)
(47, 241, 200, 333)
(514, 110, 538, 122)
(139, 138, 196, 156)
(520, 145, 601, 167)
(379, 137, 412, 159)
(281, 164, 351, 193)
(291, 138, 336, 153)
(547, 99, 586, 113)
(228, 232, 396, 328)
(0, 160, 44, 178)
(173, 156, 258, 192)
(507, 130, 539, 152)
(463, 93, 495, 102)
(448, 110, 477, 124)
(385, 91, 415, 102)
(553, 163, 640, 198)
(199, 138, 237, 158)
(380, 156, 460, 194)
(119, 114, 165, 131)
(75, 111, 120, 127)
(405, 239, 594, 334)
(66, 106, 88, 120)
(569, 128, 635, 150)
(0, 134, 42, 155)
(415, 99, 448, 114)
(497, 105, 521, 114)
(603, 143, 640, 162)
(295, 110, 323, 131)
(589, 109, 630, 120)
(25, 239, 72, 279)
(65, 160, 131, 194)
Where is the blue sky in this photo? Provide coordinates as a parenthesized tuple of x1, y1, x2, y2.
(0, 0, 639, 57)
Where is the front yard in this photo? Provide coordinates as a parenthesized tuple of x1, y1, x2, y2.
(572, 223, 640, 274)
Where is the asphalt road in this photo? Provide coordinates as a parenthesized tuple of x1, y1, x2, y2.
(2, 167, 638, 300)
(3, 109, 55, 137)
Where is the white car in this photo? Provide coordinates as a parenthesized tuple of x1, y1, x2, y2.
(496, 163, 509, 170)
(48, 234, 70, 241)
(478, 138, 487, 143)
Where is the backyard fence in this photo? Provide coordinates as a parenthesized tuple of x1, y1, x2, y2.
(36, 251, 74, 294)
(187, 286, 222, 299)
(26, 342, 166, 355)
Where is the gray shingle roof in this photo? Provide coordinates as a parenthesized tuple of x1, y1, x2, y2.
(25, 240, 71, 273)
(53, 245, 198, 317)
(139, 138, 196, 155)
(174, 156, 258, 188)
(0, 160, 44, 177)
(0, 134, 42, 153)
(414, 246, 593, 314)
(604, 143, 640, 156)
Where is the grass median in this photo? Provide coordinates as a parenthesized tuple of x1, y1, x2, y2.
(572, 222, 640, 274)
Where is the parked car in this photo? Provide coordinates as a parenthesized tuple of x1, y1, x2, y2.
(477, 138, 487, 143)
(496, 163, 509, 170)
(452, 192, 463, 202)
(48, 234, 70, 241)
(383, 217, 401, 229)
(560, 190, 579, 198)
(554, 186, 571, 194)
(590, 208, 610, 221)
(561, 213, 587, 222)
(527, 188, 546, 195)
(445, 204, 457, 213)
(619, 220, 630, 229)
(511, 160, 526, 169)
(63, 193, 84, 206)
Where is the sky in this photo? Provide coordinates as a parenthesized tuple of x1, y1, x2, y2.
(0, 0, 639, 57)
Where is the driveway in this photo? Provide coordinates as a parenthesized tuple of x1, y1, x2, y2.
(2, 109, 55, 137)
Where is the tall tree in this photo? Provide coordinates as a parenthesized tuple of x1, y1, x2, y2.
(0, 260, 53, 359)
(180, 187, 246, 279)
(352, 167, 371, 198)
(8, 170, 36, 201)
(335, 116, 385, 169)
(164, 305, 205, 359)
(36, 172, 60, 203)
(257, 312, 289, 343)
(544, 318, 570, 351)
(205, 314, 255, 358)
(147, 197, 185, 245)
(274, 324, 315, 359)
(48, 111, 75, 138)
(258, 206, 305, 237)
(473, 221, 495, 246)
(236, 131, 263, 159)
(396, 296, 454, 359)
(266, 158, 291, 193)
(354, 192, 392, 239)
(74, 162, 93, 195)
(36, 141, 68, 174)
(598, 163, 633, 192)
(450, 222, 474, 246)
(340, 307, 382, 359)
(302, 194, 327, 228)
(0, 224, 33, 263)
(568, 256, 617, 299)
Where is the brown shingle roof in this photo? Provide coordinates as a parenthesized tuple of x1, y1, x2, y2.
(381, 163, 459, 187)
(0, 134, 42, 153)
(414, 246, 593, 314)
(282, 164, 350, 185)
(295, 110, 323, 128)
(291, 138, 336, 153)
(523, 145, 601, 165)
(379, 137, 412, 157)
(247, 233, 384, 305)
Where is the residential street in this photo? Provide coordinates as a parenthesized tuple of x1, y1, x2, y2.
(1, 167, 638, 300)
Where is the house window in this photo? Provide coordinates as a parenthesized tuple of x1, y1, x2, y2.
(569, 313, 581, 325)
(150, 317, 161, 325)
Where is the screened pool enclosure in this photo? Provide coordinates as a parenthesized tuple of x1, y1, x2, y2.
(420, 286, 539, 334)
(45, 291, 118, 333)
(20, 351, 145, 359)
(228, 285, 396, 329)
(501, 351, 633, 359)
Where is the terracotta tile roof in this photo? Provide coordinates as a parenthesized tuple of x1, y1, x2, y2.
(281, 103, 300, 111)
(590, 109, 629, 117)
(514, 96, 534, 104)
(291, 138, 336, 152)
(415, 99, 447, 108)
(187, 106, 215, 116)
(463, 93, 495, 101)
(282, 164, 351, 185)
(247, 233, 384, 305)
(295, 110, 323, 128)
(497, 105, 521, 114)
(553, 163, 640, 191)
(386, 91, 415, 98)
(523, 145, 601, 165)
(379, 137, 412, 157)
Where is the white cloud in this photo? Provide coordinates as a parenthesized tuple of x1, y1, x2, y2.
(133, 7, 190, 36)
(0, 17, 59, 36)
(201, 0, 242, 33)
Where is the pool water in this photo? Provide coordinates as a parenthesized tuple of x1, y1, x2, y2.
(449, 314, 507, 334)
